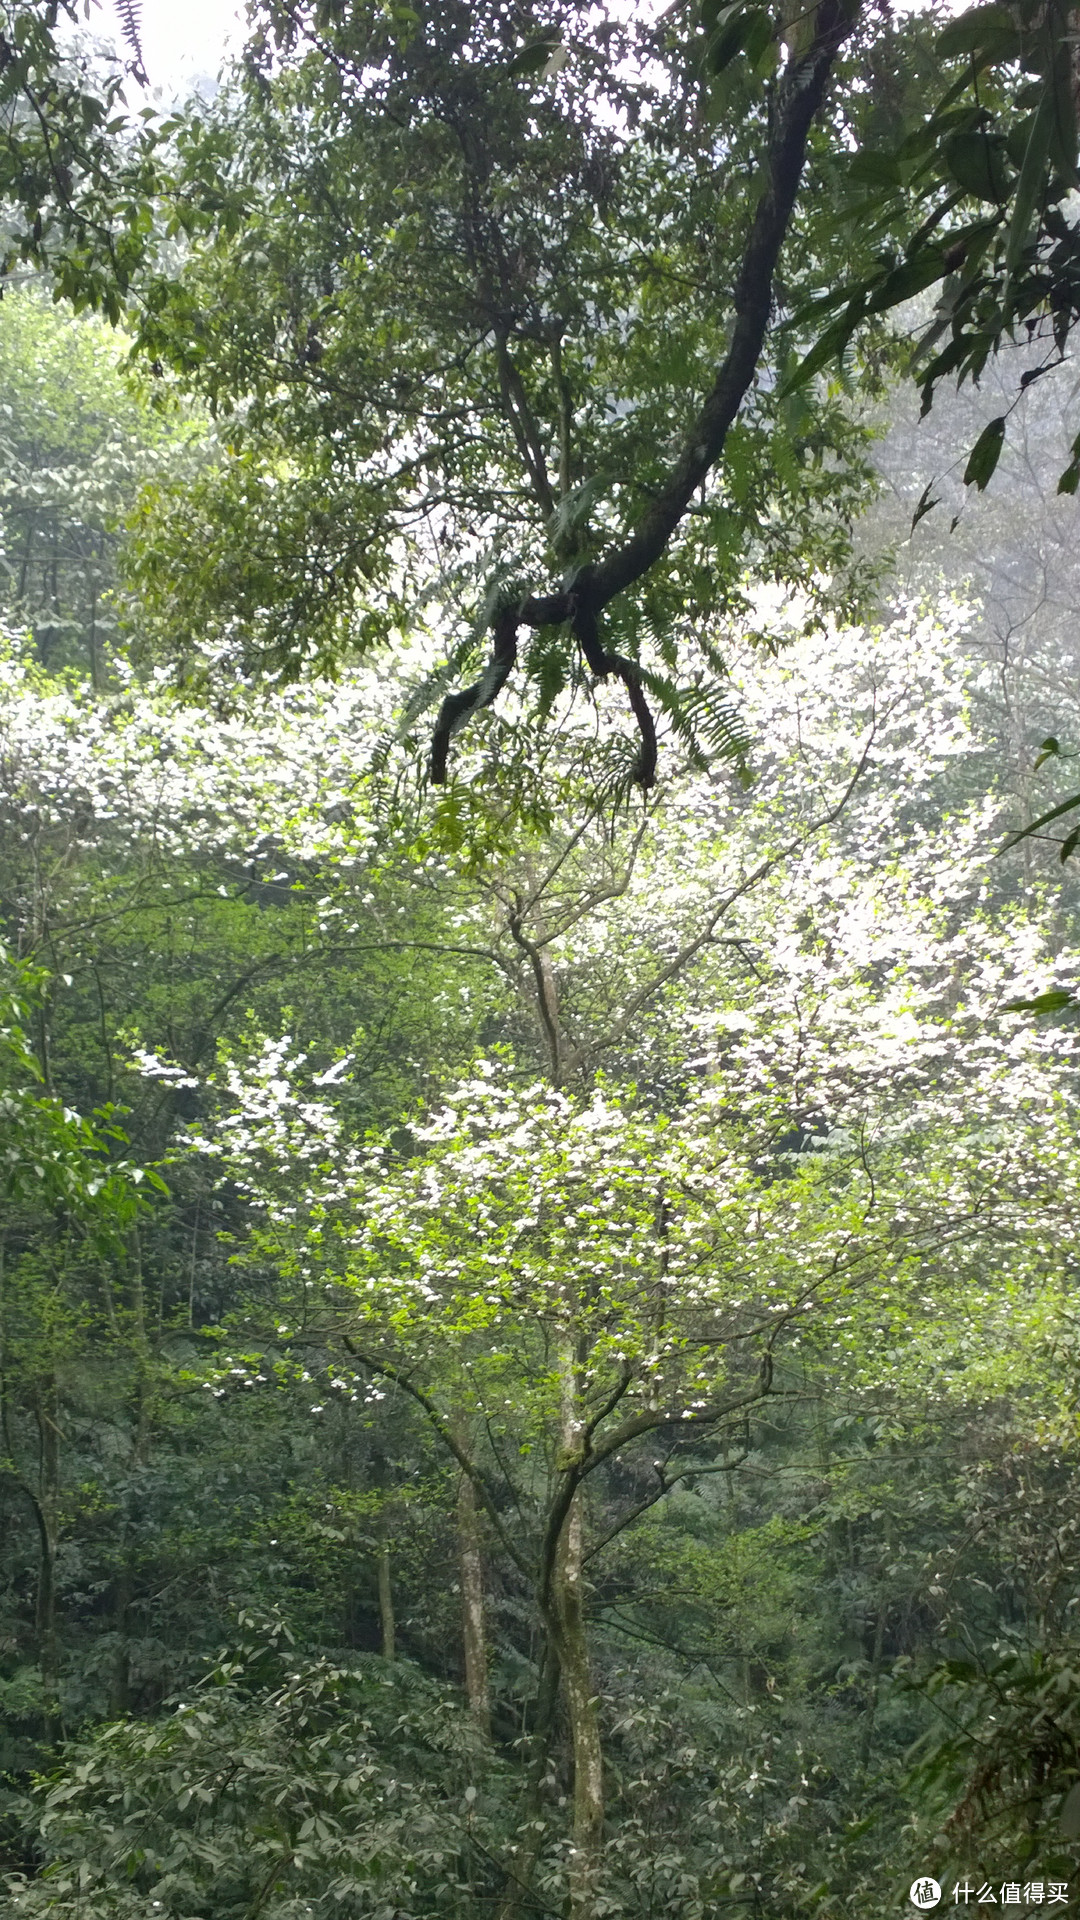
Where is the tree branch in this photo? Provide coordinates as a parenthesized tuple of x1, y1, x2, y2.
(507, 897, 562, 1083)
(431, 608, 519, 782)
(551, 334, 572, 502)
(432, 0, 859, 782)
(340, 1336, 534, 1579)
(536, 1376, 769, 1615)
(495, 332, 556, 520)
(582, 1448, 751, 1564)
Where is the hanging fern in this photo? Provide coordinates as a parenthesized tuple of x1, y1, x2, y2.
(637, 666, 753, 782)
(113, 0, 147, 82)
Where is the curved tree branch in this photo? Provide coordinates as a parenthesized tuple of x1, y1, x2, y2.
(430, 607, 519, 782)
(430, 0, 858, 787)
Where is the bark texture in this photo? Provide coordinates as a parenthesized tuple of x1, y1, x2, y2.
(457, 1463, 491, 1737)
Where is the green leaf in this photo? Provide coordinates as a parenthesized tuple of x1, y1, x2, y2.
(1034, 735, 1060, 770)
(847, 150, 903, 190)
(999, 788, 1080, 851)
(1046, 30, 1079, 187)
(936, 3, 1019, 64)
(706, 6, 771, 74)
(782, 282, 860, 332)
(745, 9, 776, 72)
(1061, 1782, 1080, 1838)
(507, 38, 560, 76)
(865, 249, 951, 315)
(943, 130, 1011, 203)
(782, 307, 862, 394)
(1003, 988, 1075, 1013)
(963, 415, 1005, 489)
(1005, 87, 1055, 274)
(1058, 460, 1080, 494)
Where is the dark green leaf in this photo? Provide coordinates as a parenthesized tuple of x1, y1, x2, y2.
(1005, 88, 1055, 274)
(1062, 1783, 1080, 1838)
(847, 150, 903, 190)
(963, 415, 1006, 489)
(937, 3, 1019, 63)
(999, 789, 1080, 851)
(507, 39, 560, 76)
(743, 8, 775, 70)
(943, 130, 1011, 202)
(1034, 736, 1060, 770)
(782, 282, 860, 332)
(706, 6, 770, 73)
(865, 249, 950, 315)
(1047, 31, 1079, 187)
(782, 308, 862, 393)
(911, 481, 940, 530)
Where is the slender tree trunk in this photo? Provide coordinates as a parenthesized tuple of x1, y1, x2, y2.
(109, 1564, 132, 1717)
(457, 1463, 491, 1737)
(551, 1486, 603, 1920)
(17, 515, 34, 601)
(544, 1347, 604, 1920)
(35, 1518, 61, 1741)
(34, 1386, 63, 1744)
(109, 1229, 155, 1717)
(370, 1444, 397, 1660)
(188, 1195, 200, 1328)
(88, 584, 99, 692)
(377, 1542, 396, 1661)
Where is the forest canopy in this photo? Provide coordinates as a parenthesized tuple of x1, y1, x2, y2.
(5, 0, 1080, 786)
(3, 3, 1080, 1919)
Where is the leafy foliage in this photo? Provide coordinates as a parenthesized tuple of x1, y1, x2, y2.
(7, 1614, 505, 1919)
(788, 0, 1080, 499)
(0, 291, 192, 682)
(7, 18, 1080, 1911)
(0, 3, 156, 318)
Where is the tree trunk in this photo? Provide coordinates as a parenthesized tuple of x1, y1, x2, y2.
(544, 1348, 604, 1920)
(110, 1227, 155, 1715)
(109, 1564, 132, 1717)
(88, 583, 99, 692)
(457, 1463, 491, 1737)
(33, 1387, 63, 1744)
(551, 1485, 603, 1920)
(377, 1542, 395, 1661)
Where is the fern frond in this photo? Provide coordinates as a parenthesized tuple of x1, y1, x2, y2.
(399, 630, 485, 733)
(680, 682, 753, 764)
(636, 666, 753, 778)
(113, 0, 147, 81)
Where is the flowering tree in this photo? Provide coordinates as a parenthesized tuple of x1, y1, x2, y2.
(170, 599, 1080, 1916)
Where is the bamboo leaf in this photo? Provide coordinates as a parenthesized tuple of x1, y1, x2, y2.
(999, 788, 1080, 851)
(963, 414, 1005, 490)
(1005, 87, 1054, 274)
